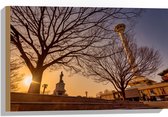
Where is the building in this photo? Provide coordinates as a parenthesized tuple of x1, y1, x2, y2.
(97, 76, 168, 101)
(96, 90, 116, 100)
(158, 68, 168, 82)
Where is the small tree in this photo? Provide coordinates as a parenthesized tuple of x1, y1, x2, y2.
(83, 39, 161, 100)
(10, 59, 23, 92)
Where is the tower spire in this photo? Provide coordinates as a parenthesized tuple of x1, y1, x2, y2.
(114, 23, 137, 73)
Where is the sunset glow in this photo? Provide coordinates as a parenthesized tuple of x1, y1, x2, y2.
(23, 75, 32, 86)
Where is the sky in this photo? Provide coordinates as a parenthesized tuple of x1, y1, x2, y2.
(19, 66, 114, 97)
(135, 9, 168, 81)
(14, 8, 168, 97)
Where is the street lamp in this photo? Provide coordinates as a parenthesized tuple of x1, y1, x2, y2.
(42, 84, 48, 94)
(85, 91, 88, 97)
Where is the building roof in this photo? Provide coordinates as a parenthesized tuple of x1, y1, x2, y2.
(128, 76, 156, 84)
(137, 82, 168, 90)
(158, 68, 168, 76)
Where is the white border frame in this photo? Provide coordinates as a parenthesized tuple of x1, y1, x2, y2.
(1, 0, 168, 116)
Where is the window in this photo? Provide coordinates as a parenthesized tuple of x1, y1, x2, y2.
(150, 89, 155, 95)
(160, 87, 166, 95)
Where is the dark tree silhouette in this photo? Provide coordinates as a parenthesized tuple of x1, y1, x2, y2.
(82, 38, 161, 100)
(10, 59, 23, 92)
(10, 6, 141, 93)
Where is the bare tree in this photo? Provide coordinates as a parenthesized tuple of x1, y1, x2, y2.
(10, 37, 24, 92)
(82, 38, 161, 100)
(10, 6, 141, 94)
(10, 59, 23, 92)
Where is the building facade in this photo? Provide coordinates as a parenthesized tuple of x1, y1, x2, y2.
(158, 68, 168, 82)
(97, 76, 168, 101)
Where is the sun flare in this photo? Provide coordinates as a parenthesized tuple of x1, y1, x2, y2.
(23, 75, 32, 86)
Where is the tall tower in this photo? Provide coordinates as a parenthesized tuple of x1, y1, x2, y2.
(114, 23, 137, 73)
(53, 71, 66, 96)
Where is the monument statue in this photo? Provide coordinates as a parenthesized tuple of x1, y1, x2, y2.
(60, 71, 64, 82)
(53, 71, 66, 96)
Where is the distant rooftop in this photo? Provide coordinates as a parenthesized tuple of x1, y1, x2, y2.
(128, 76, 156, 84)
(158, 68, 168, 76)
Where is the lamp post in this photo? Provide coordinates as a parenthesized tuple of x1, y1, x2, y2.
(42, 84, 48, 94)
(85, 91, 88, 98)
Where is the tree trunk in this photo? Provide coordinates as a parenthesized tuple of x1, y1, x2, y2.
(28, 69, 44, 94)
(121, 88, 126, 100)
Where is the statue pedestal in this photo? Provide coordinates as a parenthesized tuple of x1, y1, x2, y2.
(53, 81, 66, 96)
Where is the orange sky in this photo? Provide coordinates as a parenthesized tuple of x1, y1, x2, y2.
(18, 66, 114, 97)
